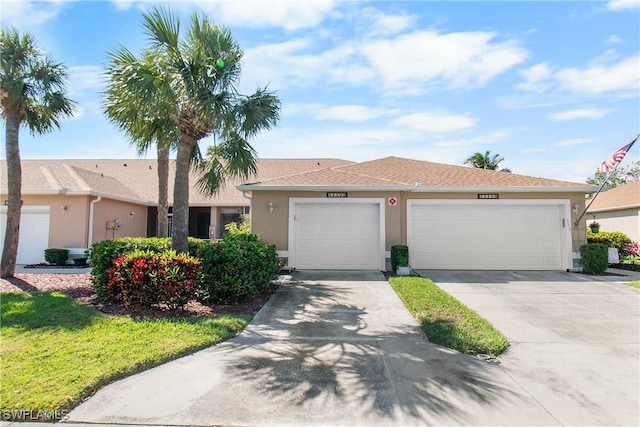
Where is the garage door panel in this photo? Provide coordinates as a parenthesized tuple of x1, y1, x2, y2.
(294, 202, 380, 270)
(0, 206, 50, 265)
(409, 202, 565, 270)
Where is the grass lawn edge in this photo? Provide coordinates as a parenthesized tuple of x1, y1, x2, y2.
(388, 275, 509, 358)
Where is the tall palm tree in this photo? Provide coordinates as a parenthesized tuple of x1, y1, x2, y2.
(0, 28, 75, 277)
(464, 150, 511, 172)
(103, 8, 280, 252)
(103, 48, 176, 238)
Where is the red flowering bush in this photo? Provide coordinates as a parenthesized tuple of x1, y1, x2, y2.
(106, 250, 201, 310)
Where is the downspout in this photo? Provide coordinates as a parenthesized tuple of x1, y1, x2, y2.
(88, 196, 102, 247)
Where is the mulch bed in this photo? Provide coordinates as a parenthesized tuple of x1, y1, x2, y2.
(0, 273, 279, 319)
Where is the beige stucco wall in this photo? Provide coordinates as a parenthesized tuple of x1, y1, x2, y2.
(18, 195, 148, 248)
(20, 194, 91, 248)
(589, 209, 640, 241)
(249, 190, 588, 254)
(91, 198, 147, 244)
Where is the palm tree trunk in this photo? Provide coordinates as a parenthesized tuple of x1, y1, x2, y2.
(156, 143, 169, 238)
(1, 110, 22, 277)
(171, 134, 194, 253)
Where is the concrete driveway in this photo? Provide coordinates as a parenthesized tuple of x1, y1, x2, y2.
(68, 270, 557, 426)
(419, 270, 640, 426)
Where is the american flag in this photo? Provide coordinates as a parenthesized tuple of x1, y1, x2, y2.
(599, 136, 638, 173)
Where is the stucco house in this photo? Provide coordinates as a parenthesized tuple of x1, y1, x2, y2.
(586, 181, 640, 241)
(238, 156, 596, 271)
(0, 158, 351, 264)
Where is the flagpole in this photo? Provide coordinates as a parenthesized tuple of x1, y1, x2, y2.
(574, 133, 639, 228)
(574, 171, 613, 227)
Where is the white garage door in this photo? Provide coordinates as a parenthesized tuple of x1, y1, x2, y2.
(408, 200, 569, 270)
(0, 206, 51, 264)
(292, 200, 382, 269)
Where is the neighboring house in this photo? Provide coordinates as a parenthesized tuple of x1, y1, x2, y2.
(586, 181, 640, 241)
(238, 156, 596, 271)
(0, 158, 351, 264)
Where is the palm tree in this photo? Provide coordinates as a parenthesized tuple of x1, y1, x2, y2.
(464, 150, 511, 172)
(103, 8, 280, 252)
(102, 48, 176, 238)
(0, 28, 75, 277)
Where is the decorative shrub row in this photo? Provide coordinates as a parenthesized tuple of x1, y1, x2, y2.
(90, 237, 205, 297)
(580, 243, 608, 274)
(90, 234, 277, 305)
(107, 250, 200, 310)
(587, 230, 632, 256)
(44, 248, 69, 266)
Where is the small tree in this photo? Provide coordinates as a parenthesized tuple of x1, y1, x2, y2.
(586, 160, 640, 187)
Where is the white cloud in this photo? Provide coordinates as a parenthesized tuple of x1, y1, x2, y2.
(393, 111, 477, 133)
(359, 7, 417, 35)
(606, 35, 622, 44)
(547, 108, 610, 121)
(555, 54, 640, 94)
(432, 130, 511, 148)
(0, 0, 66, 28)
(190, 0, 340, 31)
(362, 30, 528, 93)
(284, 103, 387, 122)
(606, 0, 640, 11)
(554, 138, 593, 147)
(516, 54, 639, 95)
(516, 62, 553, 92)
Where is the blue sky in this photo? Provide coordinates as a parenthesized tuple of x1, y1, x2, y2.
(1, 0, 638, 183)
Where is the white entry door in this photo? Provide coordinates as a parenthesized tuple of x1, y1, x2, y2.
(408, 200, 570, 270)
(291, 199, 383, 270)
(0, 206, 51, 264)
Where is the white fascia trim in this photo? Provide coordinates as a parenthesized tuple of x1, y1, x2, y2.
(237, 185, 596, 193)
(406, 199, 573, 271)
(587, 205, 640, 213)
(287, 197, 386, 271)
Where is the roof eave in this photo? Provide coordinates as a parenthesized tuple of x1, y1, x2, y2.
(587, 204, 640, 213)
(237, 184, 597, 193)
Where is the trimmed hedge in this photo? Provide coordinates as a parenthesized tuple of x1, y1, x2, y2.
(44, 248, 69, 266)
(391, 245, 409, 271)
(106, 250, 200, 309)
(587, 230, 632, 256)
(580, 243, 608, 274)
(194, 233, 278, 304)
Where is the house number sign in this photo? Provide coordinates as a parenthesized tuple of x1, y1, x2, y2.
(477, 193, 499, 199)
(327, 192, 348, 198)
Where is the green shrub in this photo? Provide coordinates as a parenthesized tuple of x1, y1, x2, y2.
(391, 245, 409, 271)
(90, 237, 206, 297)
(195, 233, 278, 304)
(44, 248, 69, 266)
(587, 230, 632, 256)
(580, 243, 609, 274)
(106, 250, 200, 309)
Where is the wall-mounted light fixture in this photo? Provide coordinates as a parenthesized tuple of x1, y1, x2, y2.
(60, 204, 68, 214)
(267, 202, 274, 214)
(573, 203, 580, 215)
(129, 211, 135, 220)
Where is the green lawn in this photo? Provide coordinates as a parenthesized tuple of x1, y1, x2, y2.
(627, 281, 640, 289)
(1, 291, 249, 418)
(389, 276, 509, 357)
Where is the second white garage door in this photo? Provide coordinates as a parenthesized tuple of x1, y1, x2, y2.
(291, 199, 383, 270)
(408, 200, 570, 270)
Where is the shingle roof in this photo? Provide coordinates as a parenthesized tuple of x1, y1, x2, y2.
(587, 181, 640, 212)
(240, 156, 595, 191)
(0, 158, 353, 205)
